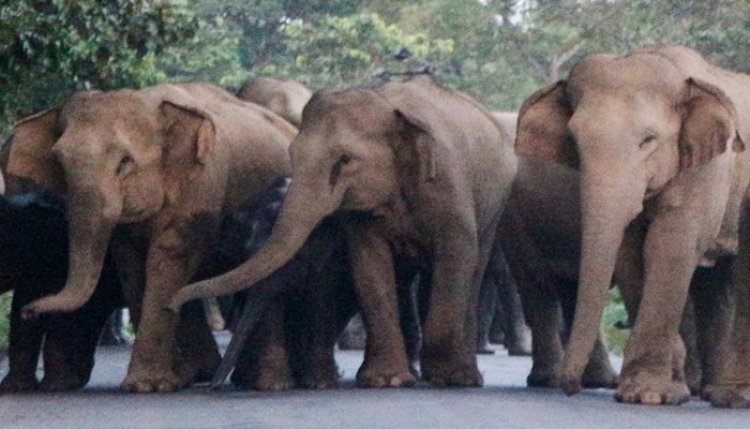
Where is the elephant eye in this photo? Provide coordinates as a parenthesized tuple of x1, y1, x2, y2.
(116, 155, 134, 175)
(329, 154, 351, 187)
(639, 135, 657, 150)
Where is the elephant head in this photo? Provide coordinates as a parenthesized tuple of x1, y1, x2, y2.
(6, 89, 217, 317)
(515, 50, 746, 391)
(237, 77, 313, 127)
(168, 88, 434, 309)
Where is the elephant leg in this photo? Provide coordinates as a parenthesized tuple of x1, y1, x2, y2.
(476, 267, 498, 355)
(690, 257, 733, 392)
(0, 292, 43, 393)
(707, 203, 750, 408)
(234, 299, 293, 391)
(615, 214, 696, 406)
(297, 270, 355, 389)
(174, 299, 221, 385)
(493, 248, 532, 356)
(395, 257, 422, 373)
(421, 219, 488, 388)
(122, 223, 214, 393)
(39, 317, 92, 392)
(558, 280, 617, 389)
(679, 296, 703, 395)
(345, 222, 414, 388)
(109, 232, 147, 329)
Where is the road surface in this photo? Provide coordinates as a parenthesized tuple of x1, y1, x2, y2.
(1, 333, 748, 429)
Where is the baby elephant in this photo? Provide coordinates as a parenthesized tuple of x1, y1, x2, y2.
(0, 192, 124, 392)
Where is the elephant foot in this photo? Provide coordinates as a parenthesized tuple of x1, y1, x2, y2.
(581, 364, 618, 389)
(297, 373, 339, 390)
(356, 362, 416, 388)
(526, 368, 559, 388)
(121, 369, 184, 393)
(39, 373, 87, 392)
(232, 358, 294, 392)
(252, 373, 295, 392)
(0, 374, 38, 393)
(176, 351, 221, 385)
(296, 361, 341, 390)
(614, 374, 690, 406)
(421, 359, 483, 387)
(704, 384, 750, 408)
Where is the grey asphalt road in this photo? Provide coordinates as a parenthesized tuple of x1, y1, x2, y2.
(1, 333, 748, 429)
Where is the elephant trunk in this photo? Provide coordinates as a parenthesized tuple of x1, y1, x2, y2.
(560, 175, 642, 394)
(167, 179, 336, 311)
(21, 185, 118, 318)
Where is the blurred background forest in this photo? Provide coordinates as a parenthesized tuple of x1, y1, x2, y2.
(1, 0, 749, 137)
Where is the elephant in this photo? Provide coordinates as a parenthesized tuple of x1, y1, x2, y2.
(515, 45, 750, 405)
(3, 83, 295, 393)
(476, 243, 532, 356)
(708, 197, 750, 407)
(169, 75, 517, 388)
(237, 77, 313, 127)
(498, 156, 729, 391)
(0, 191, 124, 392)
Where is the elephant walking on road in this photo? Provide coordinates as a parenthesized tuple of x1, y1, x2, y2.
(170, 76, 518, 388)
(515, 45, 750, 406)
(3, 83, 295, 393)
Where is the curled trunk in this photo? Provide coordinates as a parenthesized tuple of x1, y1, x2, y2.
(21, 186, 117, 317)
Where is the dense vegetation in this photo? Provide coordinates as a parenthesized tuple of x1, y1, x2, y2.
(1, 0, 748, 136)
(0, 0, 747, 351)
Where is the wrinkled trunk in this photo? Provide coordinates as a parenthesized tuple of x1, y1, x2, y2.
(561, 177, 640, 389)
(23, 185, 118, 316)
(168, 180, 337, 310)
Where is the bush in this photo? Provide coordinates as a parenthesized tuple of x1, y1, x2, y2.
(602, 288, 630, 356)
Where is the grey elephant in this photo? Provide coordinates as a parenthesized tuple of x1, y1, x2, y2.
(237, 77, 313, 127)
(169, 75, 517, 388)
(3, 83, 294, 393)
(515, 45, 749, 405)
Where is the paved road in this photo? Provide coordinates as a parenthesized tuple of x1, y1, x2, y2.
(1, 333, 748, 429)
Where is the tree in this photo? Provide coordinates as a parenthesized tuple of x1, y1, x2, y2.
(0, 0, 196, 134)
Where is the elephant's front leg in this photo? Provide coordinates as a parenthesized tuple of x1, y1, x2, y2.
(345, 223, 415, 388)
(707, 203, 750, 408)
(420, 224, 482, 387)
(615, 213, 697, 405)
(121, 226, 209, 393)
(0, 292, 43, 393)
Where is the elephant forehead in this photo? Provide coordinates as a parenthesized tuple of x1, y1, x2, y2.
(569, 53, 684, 102)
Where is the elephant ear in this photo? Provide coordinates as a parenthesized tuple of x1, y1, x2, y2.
(678, 78, 745, 169)
(394, 109, 437, 183)
(160, 101, 216, 202)
(3, 109, 66, 193)
(515, 81, 578, 169)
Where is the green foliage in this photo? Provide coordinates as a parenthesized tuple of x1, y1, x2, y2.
(0, 293, 10, 350)
(602, 288, 630, 356)
(0, 0, 197, 135)
(258, 13, 454, 90)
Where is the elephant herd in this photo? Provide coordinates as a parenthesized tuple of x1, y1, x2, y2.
(0, 44, 749, 409)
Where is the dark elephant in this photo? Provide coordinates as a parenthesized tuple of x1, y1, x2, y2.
(0, 191, 124, 392)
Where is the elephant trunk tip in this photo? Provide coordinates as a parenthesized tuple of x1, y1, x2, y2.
(20, 291, 87, 320)
(560, 375, 583, 396)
